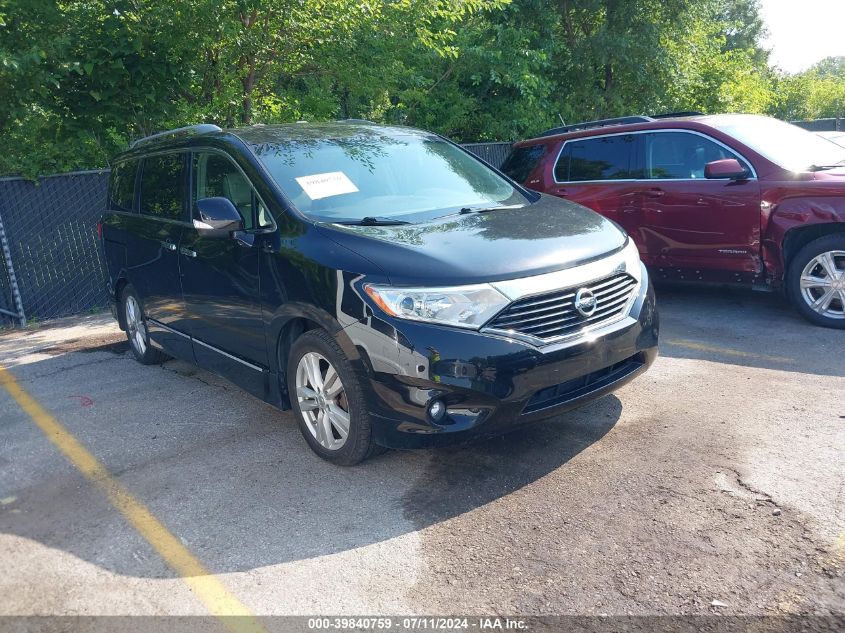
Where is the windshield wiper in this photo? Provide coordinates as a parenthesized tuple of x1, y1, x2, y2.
(808, 164, 842, 171)
(334, 216, 411, 226)
(459, 203, 526, 214)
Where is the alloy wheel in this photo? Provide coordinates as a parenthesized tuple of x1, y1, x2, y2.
(295, 352, 350, 451)
(799, 250, 845, 320)
(125, 295, 148, 355)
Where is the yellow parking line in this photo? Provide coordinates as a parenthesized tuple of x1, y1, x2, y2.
(665, 339, 792, 363)
(0, 365, 266, 633)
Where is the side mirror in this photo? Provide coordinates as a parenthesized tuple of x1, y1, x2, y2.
(705, 159, 750, 181)
(194, 197, 244, 232)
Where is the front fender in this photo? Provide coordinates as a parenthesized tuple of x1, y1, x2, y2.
(764, 196, 845, 278)
(266, 300, 364, 371)
(265, 289, 376, 411)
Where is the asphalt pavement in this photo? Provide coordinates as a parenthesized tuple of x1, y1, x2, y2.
(0, 287, 843, 624)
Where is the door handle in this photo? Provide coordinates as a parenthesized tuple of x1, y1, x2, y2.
(161, 240, 177, 251)
(179, 246, 197, 258)
(554, 188, 568, 197)
(646, 188, 665, 198)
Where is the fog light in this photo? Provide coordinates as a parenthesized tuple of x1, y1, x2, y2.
(428, 399, 446, 422)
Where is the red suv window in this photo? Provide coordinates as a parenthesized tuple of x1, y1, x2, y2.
(555, 134, 642, 182)
(642, 131, 750, 180)
(501, 144, 546, 182)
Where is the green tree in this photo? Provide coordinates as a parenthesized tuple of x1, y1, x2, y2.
(394, 1, 557, 141)
(769, 58, 845, 121)
(1, 0, 504, 176)
(0, 0, 793, 177)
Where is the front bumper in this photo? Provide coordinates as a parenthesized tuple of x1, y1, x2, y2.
(356, 266, 659, 449)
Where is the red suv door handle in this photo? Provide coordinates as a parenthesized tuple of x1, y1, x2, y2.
(554, 187, 568, 197)
(646, 188, 665, 198)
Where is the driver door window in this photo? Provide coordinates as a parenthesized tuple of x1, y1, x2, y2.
(193, 152, 272, 230)
(644, 132, 750, 180)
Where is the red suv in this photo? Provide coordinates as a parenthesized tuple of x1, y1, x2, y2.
(503, 113, 845, 328)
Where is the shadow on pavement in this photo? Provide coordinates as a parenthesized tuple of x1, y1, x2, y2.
(655, 284, 845, 377)
(0, 340, 622, 579)
(402, 397, 621, 526)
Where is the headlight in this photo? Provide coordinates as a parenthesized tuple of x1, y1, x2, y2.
(364, 283, 510, 329)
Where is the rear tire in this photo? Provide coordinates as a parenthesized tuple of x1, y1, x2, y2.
(121, 285, 167, 364)
(786, 234, 845, 329)
(286, 329, 383, 465)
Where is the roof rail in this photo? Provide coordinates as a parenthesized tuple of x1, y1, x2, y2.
(131, 124, 222, 149)
(650, 111, 703, 119)
(539, 116, 653, 137)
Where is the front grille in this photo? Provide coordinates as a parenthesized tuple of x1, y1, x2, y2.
(522, 355, 644, 415)
(485, 272, 637, 342)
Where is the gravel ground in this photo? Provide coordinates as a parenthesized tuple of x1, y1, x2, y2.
(0, 286, 842, 623)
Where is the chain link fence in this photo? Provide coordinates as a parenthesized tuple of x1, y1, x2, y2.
(461, 142, 512, 169)
(0, 220, 19, 321)
(792, 118, 842, 132)
(0, 171, 109, 326)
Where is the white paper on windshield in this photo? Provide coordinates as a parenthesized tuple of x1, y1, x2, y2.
(295, 171, 359, 200)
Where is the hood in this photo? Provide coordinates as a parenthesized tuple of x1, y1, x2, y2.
(814, 167, 845, 181)
(316, 194, 626, 285)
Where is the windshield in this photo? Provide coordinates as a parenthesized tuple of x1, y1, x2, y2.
(820, 133, 845, 149)
(709, 115, 845, 172)
(251, 131, 526, 223)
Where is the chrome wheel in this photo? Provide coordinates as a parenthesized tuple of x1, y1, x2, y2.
(799, 250, 845, 320)
(125, 295, 148, 355)
(295, 352, 350, 451)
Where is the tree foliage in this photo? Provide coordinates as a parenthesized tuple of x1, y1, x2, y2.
(0, 0, 840, 177)
(769, 56, 845, 121)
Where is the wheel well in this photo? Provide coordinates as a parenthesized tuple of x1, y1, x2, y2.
(276, 317, 322, 408)
(782, 223, 845, 271)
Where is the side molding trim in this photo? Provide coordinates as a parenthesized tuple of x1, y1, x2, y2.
(147, 318, 265, 372)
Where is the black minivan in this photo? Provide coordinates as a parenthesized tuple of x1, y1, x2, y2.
(101, 122, 658, 464)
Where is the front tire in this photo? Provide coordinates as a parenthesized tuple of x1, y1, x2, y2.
(286, 329, 382, 465)
(787, 234, 845, 329)
(121, 285, 167, 364)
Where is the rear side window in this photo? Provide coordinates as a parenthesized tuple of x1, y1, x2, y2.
(644, 131, 750, 179)
(139, 153, 186, 221)
(556, 135, 640, 182)
(501, 144, 545, 183)
(109, 160, 138, 212)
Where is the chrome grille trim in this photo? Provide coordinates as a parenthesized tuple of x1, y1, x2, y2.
(525, 293, 633, 336)
(483, 271, 639, 346)
(498, 275, 634, 321)
(497, 278, 634, 328)
(516, 290, 633, 333)
(506, 290, 577, 312)
(481, 239, 644, 348)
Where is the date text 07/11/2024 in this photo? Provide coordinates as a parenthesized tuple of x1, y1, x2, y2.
(306, 617, 529, 630)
